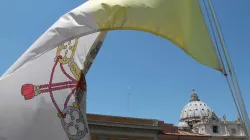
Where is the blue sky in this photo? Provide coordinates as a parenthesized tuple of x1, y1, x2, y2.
(0, 0, 249, 125)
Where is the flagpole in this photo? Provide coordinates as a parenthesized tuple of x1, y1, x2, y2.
(207, 0, 250, 138)
(201, 1, 244, 127)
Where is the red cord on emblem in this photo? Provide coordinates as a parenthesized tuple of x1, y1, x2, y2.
(21, 55, 85, 118)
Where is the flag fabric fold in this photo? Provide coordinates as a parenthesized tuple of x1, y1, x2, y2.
(2, 0, 221, 79)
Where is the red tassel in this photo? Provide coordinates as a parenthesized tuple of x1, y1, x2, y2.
(21, 84, 35, 100)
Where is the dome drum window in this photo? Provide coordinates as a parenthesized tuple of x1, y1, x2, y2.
(212, 125, 219, 133)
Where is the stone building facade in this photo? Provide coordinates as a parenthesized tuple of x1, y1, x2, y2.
(87, 113, 160, 140)
(178, 90, 247, 140)
(87, 113, 209, 140)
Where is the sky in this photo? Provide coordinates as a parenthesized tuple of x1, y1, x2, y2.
(0, 0, 250, 125)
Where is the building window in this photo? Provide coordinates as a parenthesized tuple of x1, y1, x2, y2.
(231, 128, 236, 135)
(212, 126, 219, 133)
(190, 124, 193, 129)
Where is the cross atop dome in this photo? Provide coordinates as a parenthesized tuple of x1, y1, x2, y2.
(190, 89, 200, 102)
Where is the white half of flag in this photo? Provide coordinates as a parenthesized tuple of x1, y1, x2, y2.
(0, 32, 107, 140)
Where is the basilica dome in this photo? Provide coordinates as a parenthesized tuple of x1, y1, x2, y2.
(180, 90, 217, 123)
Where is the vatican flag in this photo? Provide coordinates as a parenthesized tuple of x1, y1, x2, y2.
(0, 32, 106, 140)
(0, 0, 222, 140)
(1, 0, 222, 76)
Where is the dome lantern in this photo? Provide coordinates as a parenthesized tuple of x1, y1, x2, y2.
(190, 89, 200, 102)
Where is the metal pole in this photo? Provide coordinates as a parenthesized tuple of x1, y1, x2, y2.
(207, 0, 250, 138)
(201, 0, 244, 125)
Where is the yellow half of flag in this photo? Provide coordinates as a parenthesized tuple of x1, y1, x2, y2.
(86, 0, 222, 71)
